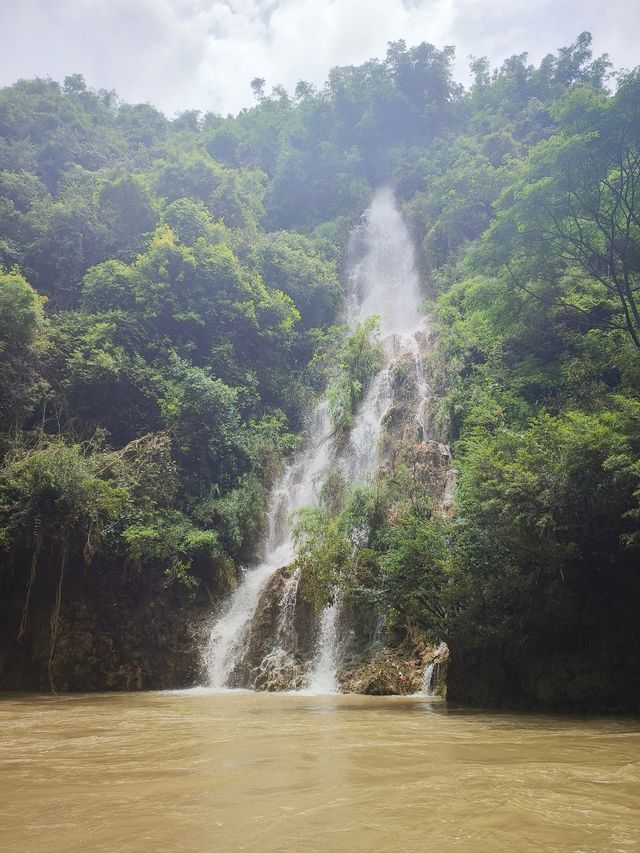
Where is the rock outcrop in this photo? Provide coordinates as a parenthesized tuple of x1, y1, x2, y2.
(0, 559, 217, 692)
(226, 566, 316, 691)
(339, 631, 449, 696)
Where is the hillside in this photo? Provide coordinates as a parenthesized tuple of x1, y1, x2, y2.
(0, 33, 638, 710)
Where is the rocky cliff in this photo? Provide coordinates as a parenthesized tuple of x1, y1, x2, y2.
(0, 557, 221, 692)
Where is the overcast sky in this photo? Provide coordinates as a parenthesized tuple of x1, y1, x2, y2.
(1, 0, 637, 117)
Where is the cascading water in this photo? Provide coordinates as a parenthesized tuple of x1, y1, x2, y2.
(205, 187, 431, 692)
(204, 403, 334, 688)
(422, 642, 449, 696)
(339, 188, 430, 479)
(338, 367, 392, 485)
(422, 664, 436, 696)
(306, 590, 342, 693)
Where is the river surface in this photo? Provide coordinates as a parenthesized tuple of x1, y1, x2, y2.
(1, 691, 639, 852)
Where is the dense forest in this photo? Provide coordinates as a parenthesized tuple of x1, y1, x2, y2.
(0, 33, 638, 709)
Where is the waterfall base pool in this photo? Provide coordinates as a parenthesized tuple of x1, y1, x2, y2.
(1, 691, 638, 852)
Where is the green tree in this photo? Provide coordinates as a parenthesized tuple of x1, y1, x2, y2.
(482, 78, 640, 348)
(0, 269, 46, 429)
(327, 317, 383, 431)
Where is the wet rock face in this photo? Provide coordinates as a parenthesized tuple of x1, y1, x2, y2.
(339, 635, 449, 696)
(339, 649, 423, 695)
(0, 564, 214, 692)
(395, 438, 452, 501)
(338, 604, 386, 667)
(381, 345, 455, 513)
(226, 569, 289, 688)
(215, 562, 453, 698)
(227, 566, 317, 691)
(389, 351, 422, 404)
(254, 659, 307, 692)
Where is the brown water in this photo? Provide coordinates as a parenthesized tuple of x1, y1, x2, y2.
(1, 691, 638, 852)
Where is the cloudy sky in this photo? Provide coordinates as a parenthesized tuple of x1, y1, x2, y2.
(1, 0, 637, 117)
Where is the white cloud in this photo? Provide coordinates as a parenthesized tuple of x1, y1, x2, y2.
(0, 0, 637, 116)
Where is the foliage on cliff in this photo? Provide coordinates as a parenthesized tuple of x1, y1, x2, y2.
(1, 32, 639, 704)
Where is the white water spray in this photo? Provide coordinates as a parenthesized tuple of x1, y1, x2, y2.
(348, 188, 425, 337)
(205, 404, 334, 688)
(422, 664, 436, 696)
(422, 642, 449, 696)
(306, 591, 342, 693)
(339, 188, 429, 481)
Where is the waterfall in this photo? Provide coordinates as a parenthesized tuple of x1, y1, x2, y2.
(339, 367, 392, 485)
(347, 188, 425, 337)
(205, 404, 334, 689)
(204, 187, 429, 692)
(422, 664, 436, 696)
(204, 560, 277, 689)
(306, 591, 342, 694)
(422, 642, 449, 696)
